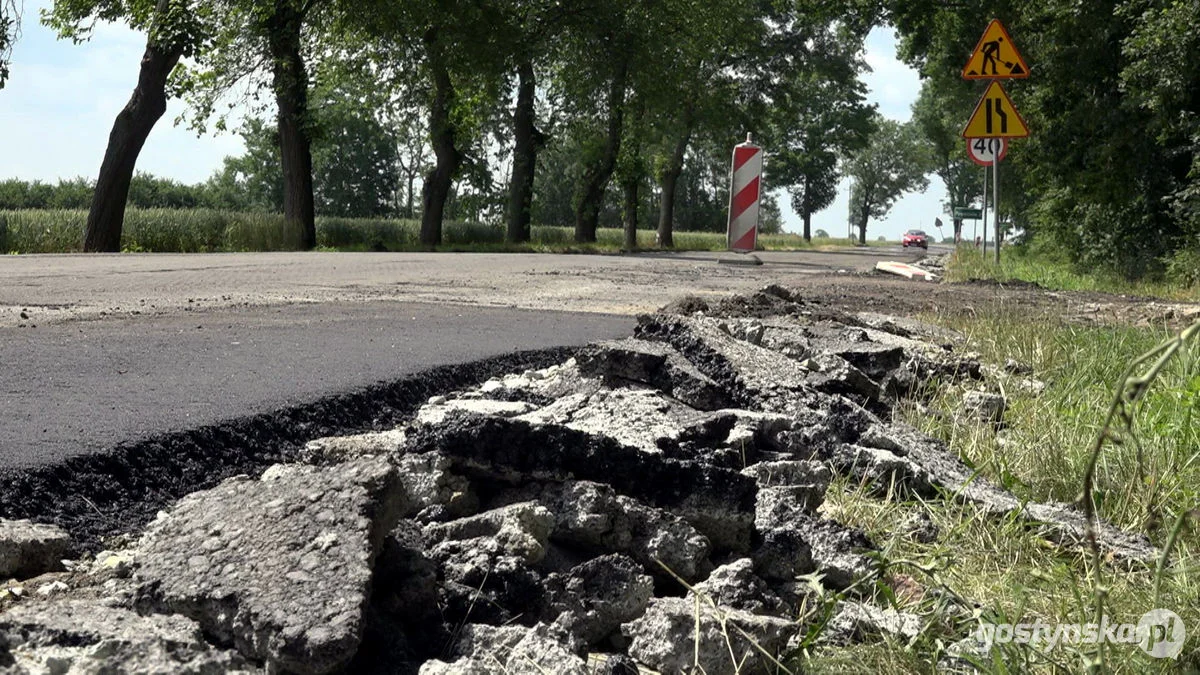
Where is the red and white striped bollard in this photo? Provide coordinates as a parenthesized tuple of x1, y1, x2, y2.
(727, 135, 763, 253)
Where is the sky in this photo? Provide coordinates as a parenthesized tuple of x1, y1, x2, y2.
(0, 6, 950, 241)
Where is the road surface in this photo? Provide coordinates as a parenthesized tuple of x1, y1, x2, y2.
(0, 247, 929, 469)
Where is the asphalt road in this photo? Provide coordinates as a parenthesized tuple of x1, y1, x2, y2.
(0, 247, 931, 469)
(0, 302, 632, 469)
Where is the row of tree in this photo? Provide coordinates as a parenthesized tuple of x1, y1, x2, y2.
(0, 0, 889, 252)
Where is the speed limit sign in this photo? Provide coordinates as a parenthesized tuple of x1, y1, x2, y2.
(967, 137, 1008, 166)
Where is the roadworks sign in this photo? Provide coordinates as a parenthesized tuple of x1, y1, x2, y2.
(962, 19, 1030, 79)
(963, 81, 1030, 138)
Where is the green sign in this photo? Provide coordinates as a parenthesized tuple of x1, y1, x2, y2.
(953, 207, 983, 219)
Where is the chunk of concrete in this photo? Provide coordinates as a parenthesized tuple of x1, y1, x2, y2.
(803, 353, 884, 403)
(300, 429, 407, 464)
(690, 558, 782, 616)
(0, 520, 70, 581)
(543, 554, 655, 646)
(396, 451, 478, 520)
(518, 388, 708, 454)
(1022, 501, 1157, 563)
(429, 536, 545, 627)
(741, 460, 832, 490)
(576, 338, 733, 410)
(406, 413, 756, 553)
(960, 391, 1007, 425)
(134, 457, 405, 675)
(792, 514, 879, 590)
(624, 596, 798, 675)
(826, 600, 922, 644)
(424, 502, 554, 565)
(0, 598, 257, 673)
(415, 397, 538, 426)
(756, 485, 827, 531)
(549, 482, 712, 582)
(752, 527, 815, 582)
(421, 623, 588, 674)
(634, 314, 816, 409)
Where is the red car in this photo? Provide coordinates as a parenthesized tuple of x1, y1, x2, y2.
(902, 230, 929, 249)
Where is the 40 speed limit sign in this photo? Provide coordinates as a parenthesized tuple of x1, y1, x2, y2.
(967, 137, 1008, 166)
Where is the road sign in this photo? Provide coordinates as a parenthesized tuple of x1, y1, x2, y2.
(727, 137, 762, 254)
(963, 81, 1029, 138)
(954, 207, 983, 220)
(966, 137, 1008, 166)
(962, 19, 1029, 79)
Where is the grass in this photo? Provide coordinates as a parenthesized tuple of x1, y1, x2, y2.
(945, 245, 1200, 302)
(0, 208, 883, 255)
(804, 309, 1200, 673)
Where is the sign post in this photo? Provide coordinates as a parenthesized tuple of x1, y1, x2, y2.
(962, 18, 1030, 264)
(727, 135, 763, 254)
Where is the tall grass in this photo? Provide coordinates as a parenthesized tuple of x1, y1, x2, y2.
(810, 310, 1200, 672)
(0, 208, 837, 254)
(946, 245, 1200, 301)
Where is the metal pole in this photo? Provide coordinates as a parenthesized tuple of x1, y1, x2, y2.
(993, 154, 1001, 264)
(981, 165, 988, 256)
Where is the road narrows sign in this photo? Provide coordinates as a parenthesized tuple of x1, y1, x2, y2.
(727, 138, 763, 254)
(962, 81, 1030, 138)
(967, 137, 1008, 166)
(962, 19, 1029, 79)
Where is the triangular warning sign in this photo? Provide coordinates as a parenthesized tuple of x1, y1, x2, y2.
(962, 81, 1030, 138)
(962, 19, 1030, 80)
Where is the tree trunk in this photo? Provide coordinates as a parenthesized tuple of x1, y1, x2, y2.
(506, 59, 541, 244)
(406, 172, 415, 219)
(953, 217, 963, 242)
(622, 175, 639, 250)
(421, 29, 461, 247)
(656, 109, 693, 249)
(802, 211, 812, 242)
(83, 10, 182, 253)
(266, 0, 315, 250)
(574, 60, 628, 243)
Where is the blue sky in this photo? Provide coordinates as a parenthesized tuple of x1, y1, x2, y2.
(0, 6, 950, 240)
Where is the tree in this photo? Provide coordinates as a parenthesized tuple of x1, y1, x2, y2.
(48, 0, 204, 251)
(769, 32, 874, 242)
(0, 0, 19, 88)
(845, 116, 930, 244)
(348, 0, 508, 245)
(911, 79, 980, 243)
(310, 82, 401, 218)
(206, 118, 284, 211)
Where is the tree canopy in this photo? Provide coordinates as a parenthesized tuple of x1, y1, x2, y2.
(845, 115, 930, 244)
(890, 0, 1200, 278)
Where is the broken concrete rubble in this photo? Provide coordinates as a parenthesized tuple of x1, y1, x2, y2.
(624, 596, 798, 675)
(134, 457, 405, 675)
(404, 412, 757, 553)
(825, 600, 922, 644)
(424, 501, 554, 565)
(421, 623, 589, 674)
(576, 338, 732, 410)
(961, 391, 1008, 425)
(542, 553, 654, 646)
(0, 598, 257, 673)
(0, 520, 71, 581)
(0, 283, 1163, 673)
(690, 558, 784, 616)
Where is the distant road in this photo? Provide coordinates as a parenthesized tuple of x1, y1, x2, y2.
(0, 247, 928, 469)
